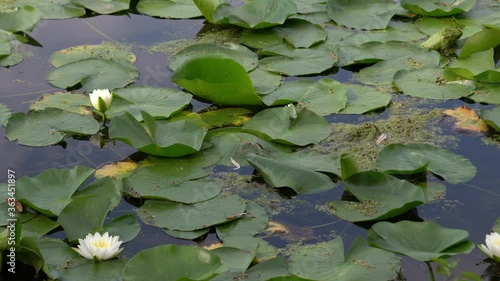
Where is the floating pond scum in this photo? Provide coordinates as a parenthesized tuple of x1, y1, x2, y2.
(1, 0, 500, 280)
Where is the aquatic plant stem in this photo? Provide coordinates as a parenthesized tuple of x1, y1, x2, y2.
(426, 261, 436, 281)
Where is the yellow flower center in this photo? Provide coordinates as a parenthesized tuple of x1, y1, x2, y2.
(94, 240, 110, 248)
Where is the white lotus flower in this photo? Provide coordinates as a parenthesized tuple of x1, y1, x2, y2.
(478, 232, 500, 262)
(73, 232, 123, 261)
(89, 89, 113, 113)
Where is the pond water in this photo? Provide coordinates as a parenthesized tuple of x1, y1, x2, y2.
(1, 3, 500, 281)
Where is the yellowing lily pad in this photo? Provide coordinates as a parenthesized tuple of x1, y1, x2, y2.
(443, 106, 488, 133)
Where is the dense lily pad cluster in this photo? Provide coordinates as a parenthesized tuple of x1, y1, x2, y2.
(1, 0, 500, 280)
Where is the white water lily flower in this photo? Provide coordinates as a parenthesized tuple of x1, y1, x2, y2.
(73, 232, 123, 261)
(479, 232, 500, 262)
(89, 89, 113, 113)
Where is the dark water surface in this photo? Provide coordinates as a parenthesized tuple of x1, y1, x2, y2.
(1, 13, 500, 281)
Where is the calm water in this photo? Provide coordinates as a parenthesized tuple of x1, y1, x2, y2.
(1, 13, 500, 281)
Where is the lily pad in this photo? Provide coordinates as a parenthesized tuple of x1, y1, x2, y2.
(21, 215, 60, 238)
(15, 166, 95, 216)
(279, 19, 326, 48)
(60, 259, 126, 281)
(138, 194, 246, 231)
(5, 108, 100, 146)
(263, 78, 348, 116)
(401, 0, 476, 17)
(47, 58, 138, 91)
(480, 106, 500, 132)
(367, 221, 475, 261)
(240, 28, 283, 49)
(259, 43, 337, 76)
(163, 228, 210, 240)
(72, 0, 130, 14)
(97, 214, 141, 244)
(11, 0, 86, 19)
(328, 171, 425, 222)
(137, 0, 202, 19)
(171, 56, 263, 106)
(288, 237, 400, 281)
(394, 68, 475, 100)
(106, 87, 192, 121)
(213, 0, 298, 29)
(216, 202, 269, 240)
(339, 84, 392, 114)
(249, 68, 283, 95)
(0, 5, 41, 32)
(123, 245, 225, 281)
(242, 106, 331, 146)
(0, 102, 12, 126)
(246, 152, 336, 194)
(168, 43, 258, 72)
(124, 165, 221, 203)
(200, 108, 252, 128)
(37, 239, 87, 279)
(30, 92, 92, 115)
(448, 49, 500, 83)
(326, 0, 399, 30)
(0, 52, 23, 67)
(211, 247, 255, 273)
(50, 44, 136, 68)
(204, 127, 291, 167)
(109, 111, 207, 157)
(193, 0, 224, 23)
(376, 143, 477, 184)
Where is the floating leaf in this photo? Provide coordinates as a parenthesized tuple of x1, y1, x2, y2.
(213, 0, 298, 29)
(263, 78, 348, 116)
(326, 0, 399, 30)
(216, 202, 269, 240)
(368, 221, 474, 261)
(249, 67, 283, 95)
(172, 56, 263, 106)
(30, 92, 92, 115)
(95, 161, 138, 180)
(163, 228, 210, 240)
(123, 245, 225, 281)
(50, 44, 136, 68)
(240, 28, 283, 49)
(0, 5, 41, 32)
(328, 171, 425, 222)
(394, 68, 475, 100)
(200, 108, 252, 128)
(168, 43, 258, 72)
(288, 237, 400, 281)
(211, 247, 255, 272)
(259, 43, 337, 76)
(376, 143, 477, 184)
(72, 0, 130, 14)
(193, 0, 224, 23)
(449, 49, 500, 83)
(60, 259, 126, 281)
(109, 111, 207, 157)
(480, 106, 500, 132)
(37, 239, 87, 279)
(97, 214, 141, 244)
(469, 83, 500, 105)
(339, 84, 392, 114)
(0, 102, 12, 126)
(106, 87, 192, 121)
(279, 19, 326, 48)
(21, 215, 59, 238)
(242, 107, 331, 146)
(246, 152, 337, 194)
(401, 0, 476, 17)
(5, 108, 100, 146)
(137, 0, 202, 19)
(9, 0, 86, 19)
(138, 194, 246, 231)
(460, 28, 500, 59)
(443, 106, 488, 132)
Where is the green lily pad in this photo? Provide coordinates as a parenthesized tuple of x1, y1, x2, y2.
(204, 127, 291, 167)
(200, 108, 252, 128)
(242, 106, 331, 146)
(394, 68, 475, 100)
(240, 28, 283, 49)
(168, 43, 258, 72)
(141, 151, 221, 168)
(47, 58, 139, 91)
(341, 21, 426, 44)
(163, 228, 210, 240)
(249, 68, 283, 95)
(367, 221, 475, 261)
(263, 78, 348, 116)
(60, 259, 126, 281)
(288, 237, 400, 281)
(123, 245, 225, 281)
(192, 0, 224, 23)
(97, 214, 141, 244)
(339, 84, 392, 114)
(246, 152, 336, 194)
(15, 166, 94, 216)
(216, 202, 268, 240)
(279, 19, 326, 48)
(376, 143, 477, 184)
(124, 165, 221, 203)
(211, 247, 255, 273)
(448, 49, 500, 83)
(326, 0, 399, 30)
(37, 238, 87, 279)
(0, 52, 23, 67)
(213, 0, 298, 29)
(401, 0, 476, 17)
(109, 111, 207, 157)
(259, 43, 337, 76)
(212, 256, 291, 281)
(73, 177, 121, 209)
(5, 108, 100, 147)
(329, 171, 425, 222)
(72, 0, 130, 14)
(30, 92, 92, 115)
(50, 44, 136, 68)
(137, 0, 202, 19)
(0, 102, 12, 126)
(21, 215, 60, 238)
(356, 51, 442, 86)
(171, 56, 263, 106)
(106, 87, 192, 121)
(10, 0, 86, 19)
(0, 5, 41, 32)
(138, 194, 246, 231)
(467, 83, 500, 104)
(480, 106, 500, 132)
